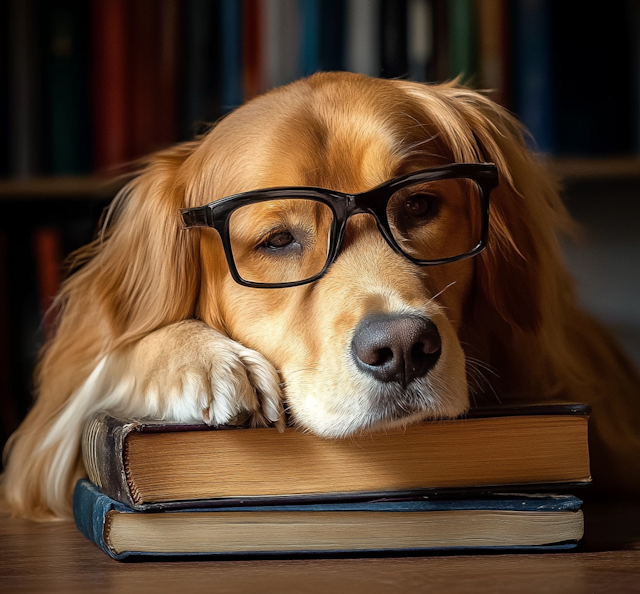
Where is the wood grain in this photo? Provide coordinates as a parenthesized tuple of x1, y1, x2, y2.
(1, 497, 640, 593)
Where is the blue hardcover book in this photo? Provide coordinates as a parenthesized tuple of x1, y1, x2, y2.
(74, 480, 583, 560)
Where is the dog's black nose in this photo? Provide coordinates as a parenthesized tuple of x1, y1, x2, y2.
(351, 314, 442, 386)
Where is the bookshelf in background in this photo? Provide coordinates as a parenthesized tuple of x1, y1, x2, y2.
(2, 0, 640, 180)
(1, 0, 640, 458)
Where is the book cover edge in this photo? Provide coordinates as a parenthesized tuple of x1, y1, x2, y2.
(82, 412, 141, 508)
(91, 402, 591, 435)
(73, 479, 583, 560)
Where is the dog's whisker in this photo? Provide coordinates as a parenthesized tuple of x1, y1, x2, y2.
(466, 368, 486, 398)
(429, 281, 457, 303)
(465, 359, 501, 405)
(465, 356, 499, 377)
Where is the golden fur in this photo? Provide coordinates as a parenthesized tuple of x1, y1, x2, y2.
(3, 72, 640, 520)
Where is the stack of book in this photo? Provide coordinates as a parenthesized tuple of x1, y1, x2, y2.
(75, 403, 590, 559)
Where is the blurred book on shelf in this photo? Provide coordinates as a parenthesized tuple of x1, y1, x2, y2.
(91, 0, 130, 173)
(476, 0, 510, 107)
(42, 0, 92, 175)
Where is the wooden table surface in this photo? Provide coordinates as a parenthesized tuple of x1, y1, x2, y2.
(2, 495, 640, 594)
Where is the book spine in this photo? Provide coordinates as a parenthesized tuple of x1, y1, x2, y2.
(262, 0, 300, 89)
(299, 0, 320, 77)
(632, 0, 640, 153)
(130, 0, 159, 159)
(512, 0, 553, 153)
(345, 0, 380, 77)
(448, 0, 476, 82)
(318, 0, 346, 72)
(476, 0, 507, 105)
(32, 227, 62, 341)
(82, 413, 140, 509)
(221, 0, 244, 112)
(431, 0, 449, 82)
(9, 0, 42, 178)
(41, 0, 92, 174)
(407, 0, 434, 82)
(380, 0, 408, 79)
(181, 0, 221, 138)
(0, 231, 20, 447)
(551, 2, 634, 156)
(156, 0, 180, 146)
(0, 0, 11, 176)
(91, 0, 130, 171)
(498, 0, 513, 110)
(73, 479, 132, 560)
(243, 0, 263, 100)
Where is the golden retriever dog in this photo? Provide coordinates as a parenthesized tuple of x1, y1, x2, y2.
(3, 72, 640, 520)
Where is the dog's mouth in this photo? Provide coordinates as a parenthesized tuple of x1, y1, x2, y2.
(228, 353, 467, 435)
(354, 372, 464, 426)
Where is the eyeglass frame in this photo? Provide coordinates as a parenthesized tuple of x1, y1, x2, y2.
(180, 162, 499, 289)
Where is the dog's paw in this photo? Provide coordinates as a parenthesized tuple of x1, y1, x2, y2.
(125, 320, 284, 430)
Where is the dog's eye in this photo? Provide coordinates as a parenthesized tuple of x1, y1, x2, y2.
(404, 194, 432, 218)
(265, 231, 295, 248)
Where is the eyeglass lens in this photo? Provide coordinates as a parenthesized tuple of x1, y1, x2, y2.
(227, 178, 482, 285)
(229, 199, 333, 284)
(387, 178, 482, 261)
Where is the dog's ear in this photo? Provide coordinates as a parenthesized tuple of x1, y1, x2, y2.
(399, 81, 573, 334)
(1, 141, 203, 519)
(73, 141, 203, 345)
(472, 142, 547, 335)
(456, 93, 571, 334)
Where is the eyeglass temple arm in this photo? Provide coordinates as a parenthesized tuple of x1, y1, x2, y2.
(180, 206, 211, 229)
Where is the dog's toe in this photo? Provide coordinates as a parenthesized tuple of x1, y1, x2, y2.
(192, 336, 284, 430)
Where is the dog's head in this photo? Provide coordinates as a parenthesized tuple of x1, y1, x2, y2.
(101, 72, 570, 437)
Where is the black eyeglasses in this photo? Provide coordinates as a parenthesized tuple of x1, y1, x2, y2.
(180, 163, 498, 288)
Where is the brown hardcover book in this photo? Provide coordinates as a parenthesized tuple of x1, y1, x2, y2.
(82, 403, 591, 511)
